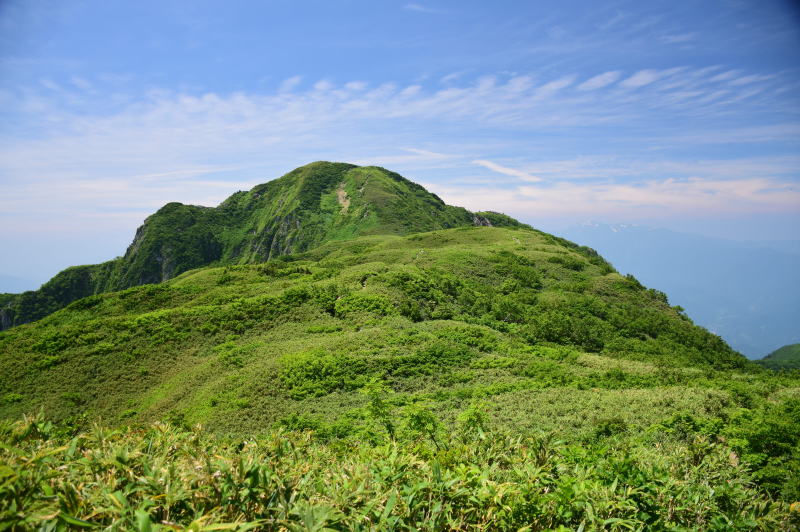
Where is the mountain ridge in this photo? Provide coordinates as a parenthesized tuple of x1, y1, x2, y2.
(0, 162, 527, 329)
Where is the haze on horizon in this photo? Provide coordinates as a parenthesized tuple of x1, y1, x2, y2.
(1, 0, 799, 291)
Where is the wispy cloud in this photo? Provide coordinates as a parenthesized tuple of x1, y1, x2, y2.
(427, 175, 800, 221)
(313, 79, 334, 91)
(577, 71, 621, 91)
(0, 65, 794, 244)
(620, 69, 663, 88)
(533, 75, 576, 98)
(659, 33, 696, 44)
(278, 75, 302, 92)
(472, 160, 542, 182)
(344, 80, 367, 91)
(729, 74, 774, 86)
(353, 148, 454, 167)
(69, 76, 92, 90)
(710, 70, 741, 82)
(440, 71, 466, 84)
(404, 3, 442, 14)
(39, 78, 60, 91)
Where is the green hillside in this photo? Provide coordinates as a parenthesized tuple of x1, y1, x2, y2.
(0, 162, 523, 329)
(0, 226, 749, 428)
(1, 165, 799, 529)
(758, 343, 800, 370)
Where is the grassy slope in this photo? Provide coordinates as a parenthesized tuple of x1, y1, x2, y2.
(757, 343, 800, 370)
(0, 226, 755, 431)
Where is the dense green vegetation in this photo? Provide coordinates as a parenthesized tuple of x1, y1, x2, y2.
(757, 343, 800, 371)
(0, 227, 748, 427)
(2, 406, 799, 531)
(0, 162, 523, 329)
(1, 164, 798, 529)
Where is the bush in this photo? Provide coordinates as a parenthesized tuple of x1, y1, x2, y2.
(1, 415, 796, 530)
(593, 416, 628, 438)
(726, 399, 800, 499)
(334, 293, 396, 318)
(280, 350, 368, 398)
(2, 392, 22, 404)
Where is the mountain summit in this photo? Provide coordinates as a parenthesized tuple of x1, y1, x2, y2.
(0, 162, 525, 329)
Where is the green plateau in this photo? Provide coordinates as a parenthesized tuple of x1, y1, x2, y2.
(1, 162, 799, 530)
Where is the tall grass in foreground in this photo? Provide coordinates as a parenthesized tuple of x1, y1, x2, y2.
(1, 413, 797, 531)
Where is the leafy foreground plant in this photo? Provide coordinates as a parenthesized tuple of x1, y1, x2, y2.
(1, 413, 798, 531)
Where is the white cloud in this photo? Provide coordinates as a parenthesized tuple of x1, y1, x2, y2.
(427, 176, 800, 220)
(729, 74, 774, 86)
(619, 69, 662, 88)
(577, 71, 621, 91)
(352, 148, 454, 167)
(475, 76, 496, 91)
(440, 71, 466, 84)
(404, 3, 442, 14)
(533, 75, 576, 98)
(39, 78, 60, 91)
(278, 75, 302, 92)
(344, 81, 367, 91)
(472, 160, 542, 182)
(710, 70, 740, 82)
(506, 75, 534, 92)
(69, 76, 92, 90)
(659, 33, 696, 44)
(313, 79, 334, 91)
(399, 84, 421, 97)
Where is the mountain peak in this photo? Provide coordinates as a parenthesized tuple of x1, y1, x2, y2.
(0, 162, 528, 329)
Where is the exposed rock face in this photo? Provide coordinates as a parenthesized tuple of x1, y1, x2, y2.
(472, 214, 494, 227)
(0, 306, 12, 330)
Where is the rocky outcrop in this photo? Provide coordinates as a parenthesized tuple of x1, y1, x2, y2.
(472, 214, 494, 227)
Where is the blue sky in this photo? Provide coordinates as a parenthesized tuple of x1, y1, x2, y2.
(1, 0, 799, 289)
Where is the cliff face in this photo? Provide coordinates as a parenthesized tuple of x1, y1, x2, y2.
(0, 162, 529, 329)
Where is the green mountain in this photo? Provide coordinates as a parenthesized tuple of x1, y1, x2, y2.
(757, 343, 800, 370)
(0, 224, 749, 428)
(2, 163, 800, 529)
(0, 161, 524, 330)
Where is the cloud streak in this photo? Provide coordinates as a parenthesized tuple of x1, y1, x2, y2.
(403, 3, 442, 14)
(427, 175, 800, 221)
(577, 71, 621, 91)
(472, 160, 542, 182)
(620, 69, 663, 88)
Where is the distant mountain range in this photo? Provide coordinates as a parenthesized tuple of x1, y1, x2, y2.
(559, 223, 800, 358)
